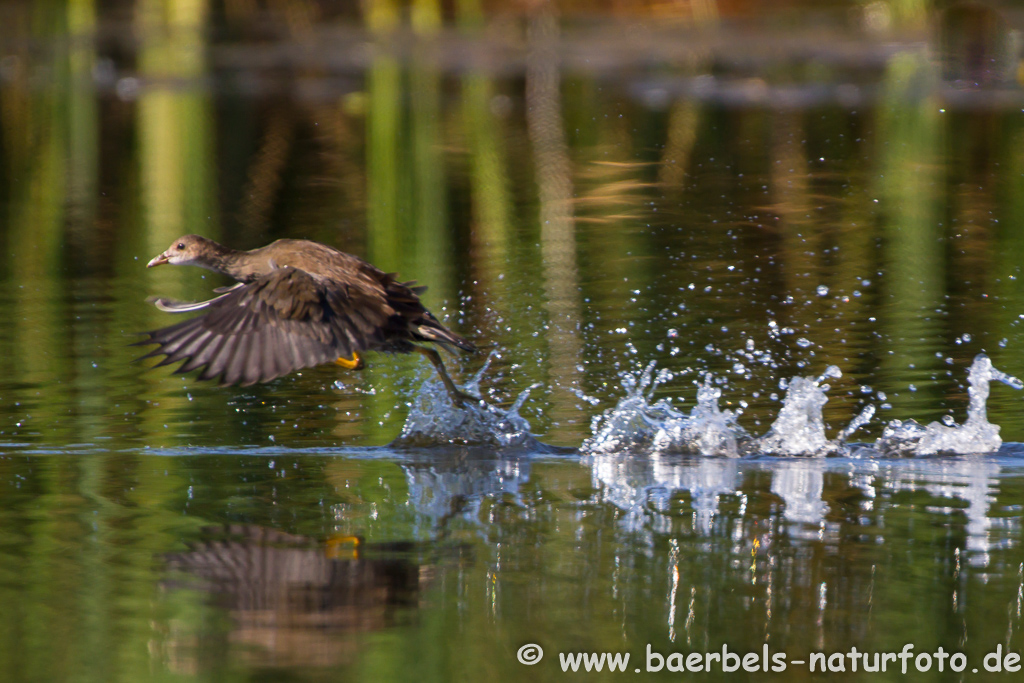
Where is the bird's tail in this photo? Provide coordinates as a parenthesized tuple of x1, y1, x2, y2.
(415, 316, 477, 354)
(389, 276, 476, 354)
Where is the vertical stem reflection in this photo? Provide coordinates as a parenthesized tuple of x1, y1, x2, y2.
(526, 2, 582, 410)
(876, 51, 945, 415)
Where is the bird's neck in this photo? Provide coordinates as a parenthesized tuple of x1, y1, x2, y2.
(199, 243, 249, 281)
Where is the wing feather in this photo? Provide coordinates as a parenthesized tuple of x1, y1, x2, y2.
(136, 266, 398, 385)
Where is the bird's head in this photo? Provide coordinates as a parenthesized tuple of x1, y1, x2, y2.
(147, 235, 218, 268)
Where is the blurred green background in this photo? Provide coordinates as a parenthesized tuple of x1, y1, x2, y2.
(3, 0, 1024, 681)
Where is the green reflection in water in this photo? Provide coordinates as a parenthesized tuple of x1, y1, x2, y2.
(3, 2, 1024, 682)
(0, 454, 1022, 681)
(877, 51, 945, 418)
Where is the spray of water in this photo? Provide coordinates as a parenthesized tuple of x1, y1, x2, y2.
(581, 354, 1021, 458)
(753, 367, 841, 456)
(392, 353, 545, 450)
(876, 354, 1023, 456)
(582, 362, 749, 457)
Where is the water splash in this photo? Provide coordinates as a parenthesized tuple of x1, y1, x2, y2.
(582, 354, 1021, 458)
(753, 366, 843, 456)
(837, 404, 876, 442)
(650, 377, 750, 456)
(582, 362, 749, 457)
(392, 355, 545, 450)
(875, 354, 1022, 456)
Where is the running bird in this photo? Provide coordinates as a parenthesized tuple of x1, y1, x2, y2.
(137, 234, 477, 406)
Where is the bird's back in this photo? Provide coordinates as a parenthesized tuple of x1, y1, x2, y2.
(245, 239, 380, 286)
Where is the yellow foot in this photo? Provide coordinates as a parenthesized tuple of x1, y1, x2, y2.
(335, 352, 365, 370)
(325, 534, 362, 559)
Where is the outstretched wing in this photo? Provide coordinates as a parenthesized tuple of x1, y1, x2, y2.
(136, 267, 393, 386)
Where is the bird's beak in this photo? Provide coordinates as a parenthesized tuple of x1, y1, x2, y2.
(147, 253, 170, 268)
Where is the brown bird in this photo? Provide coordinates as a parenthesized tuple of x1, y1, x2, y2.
(138, 234, 477, 406)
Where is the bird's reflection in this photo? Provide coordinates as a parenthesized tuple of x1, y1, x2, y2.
(160, 524, 466, 670)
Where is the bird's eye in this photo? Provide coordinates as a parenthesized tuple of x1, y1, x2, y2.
(176, 243, 185, 250)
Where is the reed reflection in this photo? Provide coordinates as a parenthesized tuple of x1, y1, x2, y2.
(876, 51, 947, 419)
(527, 2, 584, 422)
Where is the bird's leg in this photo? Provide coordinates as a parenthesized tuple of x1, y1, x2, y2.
(415, 346, 478, 408)
(335, 351, 365, 370)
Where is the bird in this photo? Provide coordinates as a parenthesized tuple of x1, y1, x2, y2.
(137, 234, 477, 406)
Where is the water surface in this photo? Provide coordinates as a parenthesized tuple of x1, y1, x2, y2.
(3, 1, 1024, 680)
